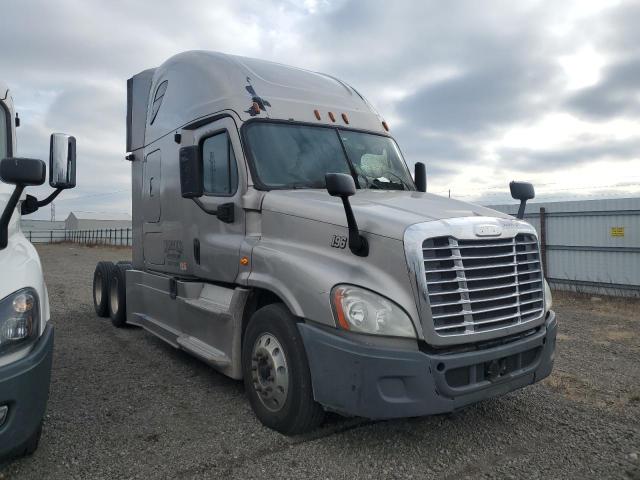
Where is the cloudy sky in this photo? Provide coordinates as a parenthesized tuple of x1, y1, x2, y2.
(2, 0, 639, 219)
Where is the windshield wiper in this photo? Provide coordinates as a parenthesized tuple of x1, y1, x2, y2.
(381, 171, 411, 190)
(371, 179, 404, 190)
(289, 181, 326, 189)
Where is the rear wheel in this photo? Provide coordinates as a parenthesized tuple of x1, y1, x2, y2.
(109, 264, 129, 328)
(93, 261, 116, 317)
(242, 304, 324, 434)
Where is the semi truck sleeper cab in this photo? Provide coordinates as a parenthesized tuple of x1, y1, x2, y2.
(93, 51, 556, 434)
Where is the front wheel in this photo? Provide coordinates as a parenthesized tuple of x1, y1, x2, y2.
(93, 261, 116, 317)
(242, 304, 324, 435)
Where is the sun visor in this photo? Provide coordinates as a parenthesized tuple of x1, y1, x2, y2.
(126, 68, 155, 152)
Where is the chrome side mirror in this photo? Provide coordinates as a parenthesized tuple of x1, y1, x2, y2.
(49, 133, 76, 189)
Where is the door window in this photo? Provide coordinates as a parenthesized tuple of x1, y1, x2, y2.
(202, 132, 238, 196)
(150, 80, 168, 125)
(0, 105, 8, 159)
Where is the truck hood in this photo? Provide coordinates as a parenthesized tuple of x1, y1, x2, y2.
(261, 189, 512, 240)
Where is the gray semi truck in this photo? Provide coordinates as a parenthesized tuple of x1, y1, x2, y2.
(92, 51, 556, 434)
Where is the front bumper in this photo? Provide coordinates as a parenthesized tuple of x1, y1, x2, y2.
(299, 311, 556, 419)
(0, 323, 54, 460)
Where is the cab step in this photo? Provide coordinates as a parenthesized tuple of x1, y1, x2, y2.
(176, 335, 231, 367)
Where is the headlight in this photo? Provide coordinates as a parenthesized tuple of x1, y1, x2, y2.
(0, 288, 40, 355)
(331, 285, 416, 338)
(544, 279, 553, 311)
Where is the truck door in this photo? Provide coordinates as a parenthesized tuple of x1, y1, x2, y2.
(143, 150, 161, 222)
(190, 117, 245, 283)
(142, 149, 164, 266)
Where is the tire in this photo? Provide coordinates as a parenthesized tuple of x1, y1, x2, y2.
(242, 304, 324, 435)
(116, 260, 132, 269)
(109, 263, 128, 328)
(93, 261, 116, 317)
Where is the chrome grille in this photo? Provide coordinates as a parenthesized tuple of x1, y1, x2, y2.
(422, 234, 544, 336)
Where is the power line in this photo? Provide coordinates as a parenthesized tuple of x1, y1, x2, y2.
(54, 189, 130, 203)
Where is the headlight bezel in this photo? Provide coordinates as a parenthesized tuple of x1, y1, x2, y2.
(0, 288, 41, 356)
(331, 284, 417, 339)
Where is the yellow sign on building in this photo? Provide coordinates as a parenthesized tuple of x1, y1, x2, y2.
(610, 227, 625, 237)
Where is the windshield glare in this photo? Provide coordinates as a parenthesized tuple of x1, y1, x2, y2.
(245, 123, 414, 191)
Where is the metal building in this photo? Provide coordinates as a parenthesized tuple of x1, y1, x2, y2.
(21, 219, 66, 232)
(488, 197, 640, 297)
(64, 212, 132, 231)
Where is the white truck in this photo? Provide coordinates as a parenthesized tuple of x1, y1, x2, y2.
(94, 51, 556, 434)
(0, 81, 77, 459)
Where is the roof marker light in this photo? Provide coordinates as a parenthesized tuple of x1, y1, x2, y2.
(251, 102, 261, 115)
(341, 113, 349, 124)
(328, 112, 336, 122)
(314, 109, 321, 120)
(382, 121, 389, 131)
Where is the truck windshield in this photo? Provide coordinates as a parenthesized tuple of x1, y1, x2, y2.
(244, 123, 415, 190)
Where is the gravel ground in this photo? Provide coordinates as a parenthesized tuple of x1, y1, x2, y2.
(1, 244, 639, 479)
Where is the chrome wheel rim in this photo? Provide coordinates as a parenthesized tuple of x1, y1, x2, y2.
(94, 273, 103, 306)
(110, 276, 119, 315)
(251, 333, 289, 412)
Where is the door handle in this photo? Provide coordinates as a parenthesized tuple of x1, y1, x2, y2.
(193, 238, 200, 264)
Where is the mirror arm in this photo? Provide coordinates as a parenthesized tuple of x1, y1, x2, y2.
(192, 198, 235, 223)
(340, 197, 369, 257)
(20, 188, 63, 216)
(0, 185, 25, 249)
(516, 200, 527, 220)
(36, 188, 63, 208)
